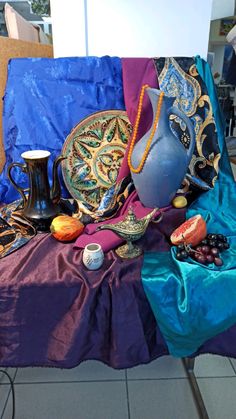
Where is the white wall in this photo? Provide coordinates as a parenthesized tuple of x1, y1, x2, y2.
(50, 0, 86, 57)
(87, 0, 212, 58)
(51, 0, 213, 59)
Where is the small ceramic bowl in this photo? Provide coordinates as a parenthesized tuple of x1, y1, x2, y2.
(82, 243, 104, 270)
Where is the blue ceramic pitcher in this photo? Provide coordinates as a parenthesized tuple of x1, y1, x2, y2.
(130, 88, 195, 208)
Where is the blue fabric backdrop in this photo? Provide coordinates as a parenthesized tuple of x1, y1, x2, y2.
(0, 56, 125, 204)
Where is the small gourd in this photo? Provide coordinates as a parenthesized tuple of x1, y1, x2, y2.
(50, 215, 84, 242)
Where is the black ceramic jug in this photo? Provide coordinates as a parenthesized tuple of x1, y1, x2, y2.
(8, 150, 66, 231)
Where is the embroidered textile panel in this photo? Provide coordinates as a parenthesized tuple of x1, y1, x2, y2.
(154, 57, 221, 193)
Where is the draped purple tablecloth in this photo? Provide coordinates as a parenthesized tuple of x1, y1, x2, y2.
(0, 206, 236, 369)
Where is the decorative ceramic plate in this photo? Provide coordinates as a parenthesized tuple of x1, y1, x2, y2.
(62, 110, 132, 209)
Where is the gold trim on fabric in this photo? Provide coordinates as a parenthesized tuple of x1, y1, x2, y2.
(158, 57, 221, 186)
(159, 58, 201, 117)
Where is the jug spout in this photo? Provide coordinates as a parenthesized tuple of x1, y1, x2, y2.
(147, 88, 176, 134)
(51, 155, 66, 204)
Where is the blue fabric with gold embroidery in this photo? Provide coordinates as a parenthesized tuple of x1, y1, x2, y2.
(142, 57, 236, 357)
(0, 57, 125, 204)
(154, 57, 221, 193)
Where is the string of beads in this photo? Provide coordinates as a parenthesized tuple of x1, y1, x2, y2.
(128, 84, 164, 174)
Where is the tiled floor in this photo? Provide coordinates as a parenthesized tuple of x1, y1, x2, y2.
(1, 355, 236, 419)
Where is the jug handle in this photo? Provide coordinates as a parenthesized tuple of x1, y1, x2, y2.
(8, 163, 29, 207)
(167, 106, 195, 161)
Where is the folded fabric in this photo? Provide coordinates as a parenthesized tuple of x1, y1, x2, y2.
(77, 176, 134, 225)
(74, 190, 177, 252)
(143, 242, 236, 358)
(0, 199, 36, 258)
(142, 57, 236, 357)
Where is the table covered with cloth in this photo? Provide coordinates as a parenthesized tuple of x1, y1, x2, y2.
(0, 55, 236, 368)
(0, 218, 236, 369)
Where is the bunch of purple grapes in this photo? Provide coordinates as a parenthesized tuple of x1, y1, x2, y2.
(176, 233, 229, 266)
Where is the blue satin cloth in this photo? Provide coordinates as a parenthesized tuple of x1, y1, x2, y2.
(0, 56, 125, 204)
(142, 57, 236, 357)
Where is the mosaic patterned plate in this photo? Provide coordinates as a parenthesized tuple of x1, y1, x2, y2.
(62, 110, 132, 209)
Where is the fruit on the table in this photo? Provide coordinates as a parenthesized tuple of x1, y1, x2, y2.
(50, 215, 84, 242)
(175, 233, 229, 266)
(217, 242, 225, 251)
(196, 254, 206, 264)
(196, 246, 203, 253)
(208, 240, 217, 247)
(172, 196, 188, 208)
(176, 252, 184, 260)
(214, 257, 223, 266)
(177, 244, 185, 251)
(170, 214, 207, 246)
(210, 247, 219, 256)
(201, 245, 210, 254)
(206, 254, 214, 263)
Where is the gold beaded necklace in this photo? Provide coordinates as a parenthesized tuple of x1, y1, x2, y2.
(128, 84, 164, 174)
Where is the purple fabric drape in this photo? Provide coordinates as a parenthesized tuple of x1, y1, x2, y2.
(1, 220, 236, 369)
(74, 190, 174, 252)
(117, 58, 158, 181)
(0, 208, 185, 368)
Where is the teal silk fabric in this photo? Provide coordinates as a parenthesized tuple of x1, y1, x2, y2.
(141, 57, 236, 357)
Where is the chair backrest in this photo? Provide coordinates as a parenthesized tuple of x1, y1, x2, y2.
(0, 36, 53, 173)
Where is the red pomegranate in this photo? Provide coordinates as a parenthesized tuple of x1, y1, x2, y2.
(170, 214, 207, 247)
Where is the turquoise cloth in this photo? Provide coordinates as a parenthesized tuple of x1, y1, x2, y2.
(141, 57, 236, 357)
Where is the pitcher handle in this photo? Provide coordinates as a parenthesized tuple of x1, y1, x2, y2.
(7, 163, 29, 207)
(167, 106, 195, 161)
